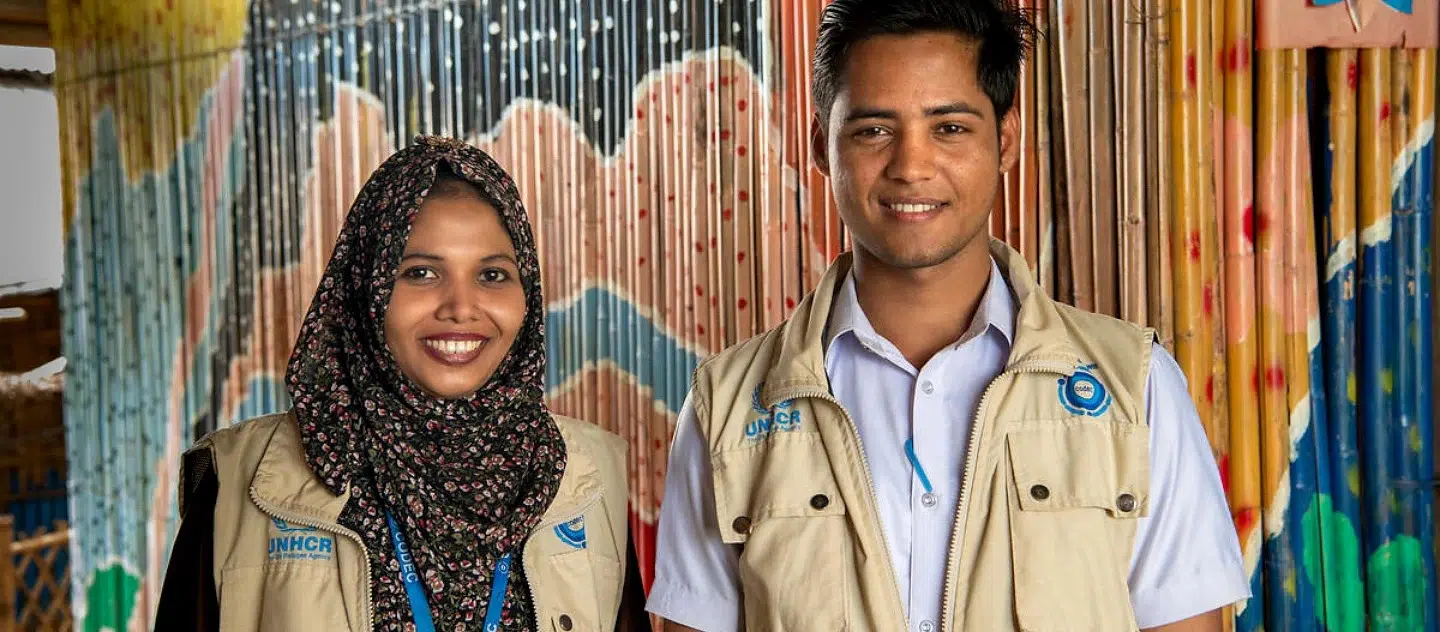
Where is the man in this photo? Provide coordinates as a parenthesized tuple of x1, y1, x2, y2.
(645, 1, 1249, 631)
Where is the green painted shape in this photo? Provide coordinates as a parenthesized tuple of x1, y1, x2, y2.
(1366, 535, 1426, 632)
(82, 563, 141, 632)
(1302, 494, 1365, 632)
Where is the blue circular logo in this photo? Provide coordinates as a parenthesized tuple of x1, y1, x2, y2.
(1057, 366, 1111, 416)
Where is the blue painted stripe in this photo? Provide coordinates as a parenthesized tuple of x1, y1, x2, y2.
(545, 286, 702, 415)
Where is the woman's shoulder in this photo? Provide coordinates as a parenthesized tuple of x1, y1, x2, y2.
(189, 410, 297, 459)
(552, 414, 626, 458)
(552, 414, 627, 495)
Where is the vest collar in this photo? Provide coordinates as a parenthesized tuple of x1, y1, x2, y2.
(758, 238, 1085, 410)
(249, 413, 601, 529)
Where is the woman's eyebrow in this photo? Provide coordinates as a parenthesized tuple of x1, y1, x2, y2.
(480, 253, 519, 265)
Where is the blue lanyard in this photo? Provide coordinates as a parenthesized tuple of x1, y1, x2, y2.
(904, 439, 934, 494)
(384, 512, 514, 632)
(386, 512, 436, 632)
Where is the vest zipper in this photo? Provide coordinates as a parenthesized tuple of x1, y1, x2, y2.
(248, 488, 375, 630)
(787, 388, 911, 631)
(938, 360, 1072, 632)
(523, 490, 603, 627)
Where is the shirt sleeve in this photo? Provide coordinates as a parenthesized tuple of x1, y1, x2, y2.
(1128, 343, 1253, 628)
(644, 393, 744, 632)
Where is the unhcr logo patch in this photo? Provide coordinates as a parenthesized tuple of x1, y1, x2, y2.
(269, 517, 335, 562)
(744, 382, 801, 442)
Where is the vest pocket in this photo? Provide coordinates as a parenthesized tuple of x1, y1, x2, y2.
(1004, 420, 1149, 632)
(535, 547, 620, 632)
(711, 432, 851, 630)
(217, 563, 352, 631)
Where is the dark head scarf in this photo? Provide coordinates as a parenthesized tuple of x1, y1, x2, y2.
(285, 135, 566, 631)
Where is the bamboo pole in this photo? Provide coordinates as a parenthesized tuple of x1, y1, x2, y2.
(1169, 0, 1215, 456)
(1394, 46, 1437, 630)
(1255, 43, 1293, 632)
(1058, 0, 1093, 311)
(1035, 1, 1054, 296)
(1047, 2, 1073, 305)
(1320, 47, 1369, 632)
(1406, 47, 1438, 632)
(1278, 47, 1329, 631)
(1087, 0, 1117, 317)
(1017, 0, 1039, 273)
(1, 515, 14, 632)
(1147, 0, 1174, 351)
(1216, 3, 1262, 627)
(1200, 0, 1230, 502)
(1357, 47, 1399, 630)
(1118, 0, 1147, 326)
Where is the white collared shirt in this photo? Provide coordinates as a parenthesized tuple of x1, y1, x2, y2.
(646, 260, 1250, 631)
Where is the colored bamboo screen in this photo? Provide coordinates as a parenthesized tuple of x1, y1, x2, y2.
(48, 0, 1437, 629)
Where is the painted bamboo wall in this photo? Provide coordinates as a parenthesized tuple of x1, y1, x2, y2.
(46, 0, 1437, 628)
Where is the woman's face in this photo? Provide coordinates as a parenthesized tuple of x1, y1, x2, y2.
(383, 191, 527, 399)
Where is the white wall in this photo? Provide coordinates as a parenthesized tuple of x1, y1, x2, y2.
(0, 44, 62, 294)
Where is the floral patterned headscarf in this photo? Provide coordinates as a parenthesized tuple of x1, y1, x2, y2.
(285, 135, 565, 631)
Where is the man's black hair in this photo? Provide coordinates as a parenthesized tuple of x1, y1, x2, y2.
(812, 0, 1036, 122)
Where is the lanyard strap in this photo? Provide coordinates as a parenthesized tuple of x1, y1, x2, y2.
(386, 512, 437, 632)
(904, 438, 934, 494)
(385, 512, 514, 632)
(483, 552, 514, 631)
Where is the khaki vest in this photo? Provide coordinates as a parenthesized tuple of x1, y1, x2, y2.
(691, 239, 1155, 632)
(180, 411, 629, 632)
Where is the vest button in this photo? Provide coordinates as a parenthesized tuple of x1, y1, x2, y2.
(732, 516, 752, 534)
(558, 615, 574, 631)
(1029, 484, 1050, 501)
(1117, 493, 1137, 513)
(810, 494, 830, 510)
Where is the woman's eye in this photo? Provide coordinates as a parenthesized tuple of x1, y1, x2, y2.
(401, 266, 437, 280)
(480, 269, 512, 284)
(855, 126, 888, 138)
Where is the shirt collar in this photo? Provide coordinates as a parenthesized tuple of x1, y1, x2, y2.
(823, 256, 1016, 356)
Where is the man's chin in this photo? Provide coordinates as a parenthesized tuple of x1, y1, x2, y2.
(867, 243, 966, 271)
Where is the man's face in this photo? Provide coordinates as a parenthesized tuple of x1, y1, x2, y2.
(813, 32, 1018, 271)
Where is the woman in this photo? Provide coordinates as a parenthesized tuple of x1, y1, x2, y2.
(155, 136, 649, 631)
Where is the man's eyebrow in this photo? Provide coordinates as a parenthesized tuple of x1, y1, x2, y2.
(926, 102, 985, 118)
(844, 107, 899, 122)
(842, 102, 987, 123)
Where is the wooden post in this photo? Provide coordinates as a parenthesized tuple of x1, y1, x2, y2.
(0, 515, 15, 632)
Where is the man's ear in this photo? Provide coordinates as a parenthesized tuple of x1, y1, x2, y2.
(811, 113, 831, 177)
(998, 108, 1020, 173)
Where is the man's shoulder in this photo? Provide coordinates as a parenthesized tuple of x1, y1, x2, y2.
(694, 322, 788, 378)
(1049, 299, 1154, 341)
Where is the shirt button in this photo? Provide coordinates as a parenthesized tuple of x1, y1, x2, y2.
(921, 492, 939, 508)
(921, 380, 935, 395)
(919, 620, 935, 632)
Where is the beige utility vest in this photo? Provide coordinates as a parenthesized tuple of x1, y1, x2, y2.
(691, 239, 1156, 631)
(180, 411, 629, 632)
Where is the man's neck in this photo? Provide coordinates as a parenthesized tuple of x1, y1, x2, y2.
(851, 242, 993, 370)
